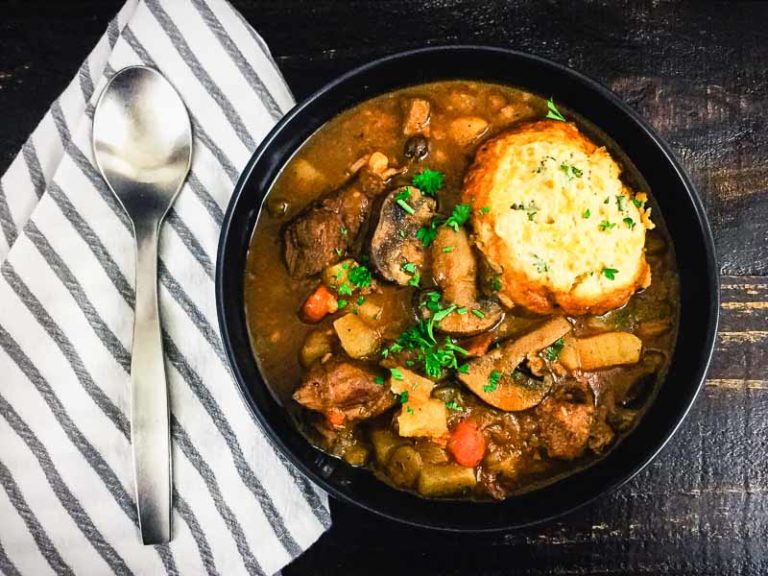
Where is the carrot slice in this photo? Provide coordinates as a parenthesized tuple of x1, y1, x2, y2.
(302, 285, 338, 323)
(448, 420, 486, 467)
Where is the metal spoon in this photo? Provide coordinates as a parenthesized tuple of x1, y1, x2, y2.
(92, 66, 192, 545)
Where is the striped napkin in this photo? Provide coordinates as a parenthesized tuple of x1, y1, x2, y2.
(0, 1, 331, 574)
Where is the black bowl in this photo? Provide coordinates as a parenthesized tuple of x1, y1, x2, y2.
(216, 46, 719, 531)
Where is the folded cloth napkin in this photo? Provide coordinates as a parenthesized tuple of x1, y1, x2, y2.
(0, 1, 332, 574)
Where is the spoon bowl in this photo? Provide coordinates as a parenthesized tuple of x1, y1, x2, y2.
(93, 65, 192, 545)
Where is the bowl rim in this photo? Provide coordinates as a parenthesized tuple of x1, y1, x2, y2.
(216, 45, 720, 531)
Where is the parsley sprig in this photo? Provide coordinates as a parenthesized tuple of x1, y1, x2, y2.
(381, 291, 469, 379)
(412, 169, 445, 196)
(546, 98, 567, 122)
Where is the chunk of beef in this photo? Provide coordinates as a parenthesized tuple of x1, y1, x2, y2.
(293, 359, 396, 423)
(431, 226, 503, 335)
(535, 381, 595, 460)
(370, 186, 436, 285)
(284, 183, 370, 278)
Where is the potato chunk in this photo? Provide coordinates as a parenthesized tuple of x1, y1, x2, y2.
(397, 399, 448, 439)
(333, 314, 380, 358)
(299, 329, 334, 368)
(560, 332, 642, 371)
(417, 463, 477, 497)
(448, 116, 488, 145)
(388, 367, 436, 404)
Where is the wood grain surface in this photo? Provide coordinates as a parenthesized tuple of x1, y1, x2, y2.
(2, 1, 766, 574)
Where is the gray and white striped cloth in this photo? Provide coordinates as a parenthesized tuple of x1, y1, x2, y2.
(0, 1, 332, 574)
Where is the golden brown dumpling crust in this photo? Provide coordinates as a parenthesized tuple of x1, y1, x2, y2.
(462, 120, 653, 316)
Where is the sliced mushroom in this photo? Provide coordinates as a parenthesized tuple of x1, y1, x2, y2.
(370, 186, 436, 285)
(458, 317, 572, 411)
(431, 226, 503, 335)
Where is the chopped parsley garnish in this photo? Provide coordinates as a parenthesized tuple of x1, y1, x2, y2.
(398, 229, 406, 238)
(472, 308, 485, 319)
(456, 307, 468, 315)
(334, 247, 343, 257)
(458, 363, 470, 374)
(401, 261, 417, 274)
(337, 299, 348, 309)
(408, 271, 421, 287)
(484, 370, 501, 393)
(399, 390, 409, 403)
(603, 197, 610, 204)
(395, 187, 415, 214)
(412, 169, 445, 196)
(616, 195, 627, 212)
(337, 281, 353, 296)
(559, 163, 583, 180)
(340, 226, 348, 236)
(442, 246, 455, 253)
(545, 98, 567, 122)
(357, 295, 366, 305)
(582, 208, 591, 219)
(533, 255, 549, 273)
(543, 337, 565, 361)
(599, 220, 616, 232)
(480, 206, 490, 215)
(491, 275, 502, 291)
(406, 405, 415, 414)
(416, 219, 441, 247)
(445, 204, 472, 231)
(602, 267, 619, 280)
(391, 368, 405, 381)
(385, 295, 468, 379)
(632, 198, 643, 208)
(374, 376, 385, 386)
(348, 265, 372, 288)
(527, 211, 537, 222)
(623, 217, 636, 230)
(445, 401, 463, 412)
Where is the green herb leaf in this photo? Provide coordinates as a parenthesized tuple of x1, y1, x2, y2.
(632, 198, 643, 208)
(491, 275, 502, 291)
(337, 282, 353, 296)
(456, 307, 468, 315)
(334, 247, 343, 257)
(616, 195, 627, 212)
(416, 218, 442, 247)
(458, 363, 470, 374)
(543, 337, 565, 361)
(445, 401, 464, 412)
(348, 265, 372, 288)
(484, 370, 501, 393)
(412, 169, 445, 196)
(374, 376, 385, 386)
(408, 271, 421, 287)
(401, 261, 417, 274)
(445, 204, 472, 231)
(391, 368, 405, 381)
(337, 299, 348, 309)
(340, 226, 348, 236)
(599, 220, 616, 232)
(602, 267, 619, 280)
(471, 308, 485, 319)
(406, 405, 415, 414)
(545, 97, 567, 122)
(623, 217, 636, 230)
(442, 246, 455, 253)
(582, 208, 591, 219)
(399, 390, 409, 403)
(559, 163, 583, 180)
(357, 295, 366, 305)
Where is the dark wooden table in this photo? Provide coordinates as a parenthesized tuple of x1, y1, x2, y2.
(2, 1, 766, 574)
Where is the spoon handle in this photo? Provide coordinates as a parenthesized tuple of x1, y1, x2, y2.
(131, 216, 171, 545)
